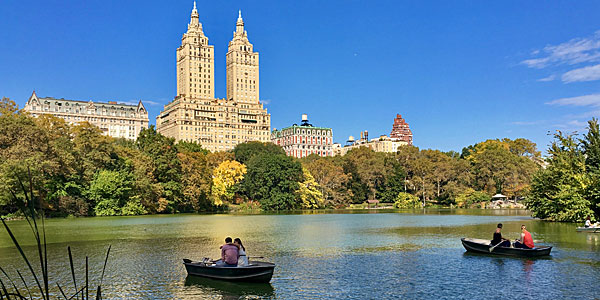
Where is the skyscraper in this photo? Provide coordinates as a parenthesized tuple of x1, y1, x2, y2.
(157, 3, 271, 152)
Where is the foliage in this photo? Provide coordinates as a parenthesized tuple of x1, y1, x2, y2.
(394, 192, 420, 208)
(211, 160, 247, 205)
(86, 170, 133, 216)
(527, 130, 593, 221)
(455, 188, 492, 208)
(296, 168, 324, 209)
(233, 141, 285, 164)
(242, 153, 303, 210)
(302, 157, 350, 208)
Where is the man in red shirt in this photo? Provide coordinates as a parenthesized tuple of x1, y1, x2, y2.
(514, 225, 535, 249)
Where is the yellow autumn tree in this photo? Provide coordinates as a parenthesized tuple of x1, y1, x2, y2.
(211, 160, 247, 205)
(296, 168, 324, 209)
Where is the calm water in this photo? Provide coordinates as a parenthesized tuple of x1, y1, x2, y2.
(1, 209, 599, 299)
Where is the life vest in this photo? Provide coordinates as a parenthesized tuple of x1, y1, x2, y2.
(523, 230, 534, 248)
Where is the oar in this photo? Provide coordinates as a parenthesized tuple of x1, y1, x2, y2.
(248, 256, 264, 259)
(489, 241, 507, 252)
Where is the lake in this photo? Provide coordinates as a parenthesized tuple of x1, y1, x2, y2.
(1, 209, 599, 299)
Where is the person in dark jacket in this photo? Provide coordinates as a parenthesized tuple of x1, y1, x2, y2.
(491, 223, 511, 247)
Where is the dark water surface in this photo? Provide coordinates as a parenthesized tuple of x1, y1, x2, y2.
(1, 209, 599, 299)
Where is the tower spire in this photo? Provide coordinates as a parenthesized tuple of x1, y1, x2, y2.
(236, 9, 244, 33)
(190, 1, 199, 26)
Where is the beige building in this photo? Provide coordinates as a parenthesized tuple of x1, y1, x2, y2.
(24, 91, 149, 140)
(156, 3, 270, 151)
(333, 133, 408, 156)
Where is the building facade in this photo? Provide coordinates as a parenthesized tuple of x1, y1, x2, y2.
(24, 91, 149, 140)
(390, 114, 412, 145)
(271, 114, 333, 158)
(156, 4, 270, 152)
(333, 131, 408, 156)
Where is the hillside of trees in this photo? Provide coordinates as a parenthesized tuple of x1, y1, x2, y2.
(2, 97, 597, 221)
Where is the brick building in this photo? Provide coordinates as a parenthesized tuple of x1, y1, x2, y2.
(271, 114, 333, 158)
(390, 114, 412, 145)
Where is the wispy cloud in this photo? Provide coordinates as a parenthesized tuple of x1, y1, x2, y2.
(261, 99, 271, 105)
(546, 93, 600, 107)
(537, 74, 556, 82)
(521, 30, 600, 68)
(119, 99, 161, 106)
(562, 64, 600, 83)
(511, 120, 545, 126)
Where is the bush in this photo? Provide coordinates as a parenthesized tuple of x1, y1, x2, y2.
(394, 192, 421, 208)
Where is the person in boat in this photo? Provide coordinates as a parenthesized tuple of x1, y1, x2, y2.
(491, 223, 511, 248)
(219, 237, 239, 267)
(513, 225, 534, 249)
(234, 238, 248, 266)
(584, 216, 598, 228)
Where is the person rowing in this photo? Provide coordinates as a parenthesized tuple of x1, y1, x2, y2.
(513, 225, 534, 249)
(491, 223, 510, 248)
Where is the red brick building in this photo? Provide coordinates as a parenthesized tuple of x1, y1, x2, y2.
(390, 114, 413, 145)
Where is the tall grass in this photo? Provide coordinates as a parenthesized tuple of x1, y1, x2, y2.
(0, 170, 111, 299)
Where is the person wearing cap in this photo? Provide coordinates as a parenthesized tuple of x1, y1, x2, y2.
(491, 223, 510, 247)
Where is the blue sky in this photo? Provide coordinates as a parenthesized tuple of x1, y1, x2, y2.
(2, 1, 600, 153)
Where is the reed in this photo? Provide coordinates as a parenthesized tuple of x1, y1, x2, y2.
(0, 169, 111, 300)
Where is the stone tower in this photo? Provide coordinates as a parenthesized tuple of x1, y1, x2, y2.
(390, 114, 413, 145)
(226, 10, 259, 103)
(176, 1, 215, 99)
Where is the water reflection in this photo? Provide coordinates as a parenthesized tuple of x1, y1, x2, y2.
(184, 276, 275, 299)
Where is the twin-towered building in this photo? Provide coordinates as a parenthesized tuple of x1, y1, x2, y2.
(155, 3, 270, 152)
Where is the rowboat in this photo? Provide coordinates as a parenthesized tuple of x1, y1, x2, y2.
(183, 258, 275, 283)
(576, 227, 600, 233)
(461, 238, 552, 257)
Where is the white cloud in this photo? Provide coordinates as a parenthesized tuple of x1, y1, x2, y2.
(120, 99, 160, 106)
(511, 120, 545, 126)
(521, 30, 600, 68)
(261, 99, 271, 105)
(546, 93, 600, 107)
(537, 74, 556, 82)
(562, 64, 600, 83)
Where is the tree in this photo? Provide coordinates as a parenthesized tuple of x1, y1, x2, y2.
(136, 126, 182, 212)
(303, 157, 350, 208)
(242, 153, 303, 210)
(233, 141, 285, 164)
(582, 118, 600, 217)
(178, 151, 212, 211)
(86, 170, 133, 216)
(211, 160, 247, 205)
(394, 192, 420, 209)
(344, 147, 386, 201)
(296, 168, 324, 209)
(527, 131, 592, 221)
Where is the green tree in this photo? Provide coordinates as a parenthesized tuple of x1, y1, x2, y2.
(242, 153, 303, 210)
(136, 126, 182, 212)
(527, 131, 593, 221)
(582, 118, 600, 217)
(233, 141, 285, 164)
(86, 170, 133, 216)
